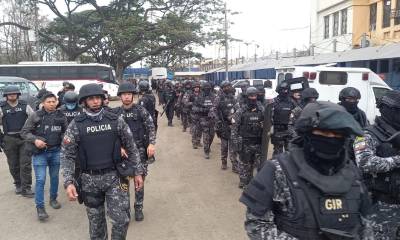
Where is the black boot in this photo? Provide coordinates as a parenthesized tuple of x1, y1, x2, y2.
(134, 206, 144, 221)
(21, 188, 35, 198)
(49, 199, 61, 209)
(37, 207, 49, 221)
(221, 161, 228, 170)
(15, 185, 22, 195)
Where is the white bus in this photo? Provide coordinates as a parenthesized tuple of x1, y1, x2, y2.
(0, 62, 119, 97)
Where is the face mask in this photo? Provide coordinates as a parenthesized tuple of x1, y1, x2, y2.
(66, 103, 77, 110)
(247, 98, 257, 108)
(341, 101, 358, 114)
(203, 89, 211, 95)
(303, 134, 346, 175)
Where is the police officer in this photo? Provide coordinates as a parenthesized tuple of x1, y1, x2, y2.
(57, 82, 75, 108)
(241, 101, 374, 240)
(271, 82, 295, 156)
(192, 81, 216, 159)
(174, 82, 183, 120)
(161, 81, 177, 126)
(211, 80, 238, 171)
(231, 87, 265, 188)
(179, 80, 193, 132)
(157, 79, 166, 105)
(237, 81, 250, 107)
(113, 82, 156, 221)
(61, 83, 144, 239)
(0, 85, 35, 197)
(190, 81, 202, 146)
(354, 90, 400, 239)
(138, 80, 158, 133)
(339, 87, 368, 128)
(21, 92, 68, 221)
(59, 91, 83, 124)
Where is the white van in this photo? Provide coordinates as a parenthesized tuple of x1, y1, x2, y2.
(232, 79, 278, 100)
(275, 66, 392, 123)
(151, 67, 168, 80)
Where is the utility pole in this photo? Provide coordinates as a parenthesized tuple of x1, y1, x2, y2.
(34, 0, 40, 61)
(224, 2, 229, 81)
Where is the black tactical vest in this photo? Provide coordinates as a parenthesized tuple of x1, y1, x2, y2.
(35, 110, 65, 147)
(364, 117, 400, 204)
(114, 106, 147, 146)
(194, 93, 214, 115)
(75, 111, 119, 170)
(164, 89, 175, 102)
(275, 148, 363, 240)
(0, 100, 28, 134)
(60, 105, 83, 124)
(239, 107, 264, 140)
(220, 94, 236, 121)
(139, 93, 156, 119)
(273, 98, 293, 125)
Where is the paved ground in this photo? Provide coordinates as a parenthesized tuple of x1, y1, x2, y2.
(0, 101, 247, 240)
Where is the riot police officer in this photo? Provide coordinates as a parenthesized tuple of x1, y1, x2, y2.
(113, 82, 156, 221)
(339, 87, 368, 128)
(237, 81, 250, 107)
(179, 80, 193, 132)
(59, 91, 83, 124)
(192, 81, 216, 159)
(211, 80, 238, 171)
(138, 80, 158, 133)
(271, 82, 295, 156)
(190, 81, 203, 148)
(161, 81, 177, 126)
(354, 90, 400, 239)
(174, 81, 183, 120)
(241, 101, 373, 240)
(231, 87, 265, 188)
(0, 85, 35, 197)
(289, 88, 319, 127)
(21, 92, 68, 220)
(61, 83, 144, 239)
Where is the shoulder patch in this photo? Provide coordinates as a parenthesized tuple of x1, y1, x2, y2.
(354, 136, 367, 151)
(63, 136, 72, 145)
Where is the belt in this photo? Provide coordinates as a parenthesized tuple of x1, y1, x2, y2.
(82, 168, 116, 175)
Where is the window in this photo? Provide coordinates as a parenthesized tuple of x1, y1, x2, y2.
(97, 68, 111, 82)
(0, 67, 17, 76)
(277, 73, 285, 84)
(253, 80, 263, 86)
(370, 3, 377, 31)
(395, 0, 400, 25)
(40, 67, 59, 80)
(380, 59, 390, 73)
(60, 67, 79, 79)
(18, 67, 40, 80)
(319, 71, 348, 85)
(341, 9, 348, 34)
(285, 73, 293, 80)
(80, 67, 97, 78)
(333, 12, 339, 37)
(0, 82, 28, 95)
(28, 82, 39, 95)
(383, 0, 392, 28)
(324, 15, 330, 39)
(373, 87, 390, 102)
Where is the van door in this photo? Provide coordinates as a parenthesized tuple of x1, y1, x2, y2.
(316, 70, 349, 103)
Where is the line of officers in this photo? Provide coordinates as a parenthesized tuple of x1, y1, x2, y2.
(0, 81, 158, 239)
(156, 77, 400, 240)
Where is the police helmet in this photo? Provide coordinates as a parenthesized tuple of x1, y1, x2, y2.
(78, 83, 104, 104)
(63, 91, 78, 104)
(302, 88, 319, 100)
(220, 80, 232, 88)
(377, 90, 400, 109)
(3, 85, 21, 97)
(193, 81, 201, 89)
(117, 82, 137, 96)
(165, 81, 173, 87)
(339, 87, 361, 101)
(201, 81, 212, 89)
(295, 101, 363, 137)
(246, 87, 258, 97)
(276, 82, 289, 92)
(138, 81, 150, 92)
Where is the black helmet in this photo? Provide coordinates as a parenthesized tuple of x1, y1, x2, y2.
(138, 81, 150, 92)
(276, 82, 289, 93)
(63, 91, 78, 104)
(78, 83, 104, 104)
(378, 90, 400, 130)
(246, 87, 258, 97)
(339, 87, 361, 101)
(117, 82, 137, 96)
(377, 90, 400, 109)
(3, 85, 21, 97)
(201, 81, 212, 89)
(302, 88, 319, 100)
(193, 81, 201, 88)
(295, 101, 363, 137)
(220, 80, 232, 88)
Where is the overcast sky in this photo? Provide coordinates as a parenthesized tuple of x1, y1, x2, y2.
(37, 0, 311, 60)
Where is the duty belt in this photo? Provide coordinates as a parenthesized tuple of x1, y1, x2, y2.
(82, 167, 116, 175)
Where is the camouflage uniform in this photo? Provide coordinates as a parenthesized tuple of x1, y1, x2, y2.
(61, 109, 143, 240)
(190, 91, 202, 147)
(211, 91, 238, 170)
(180, 89, 193, 132)
(112, 105, 156, 216)
(354, 117, 400, 240)
(231, 102, 264, 186)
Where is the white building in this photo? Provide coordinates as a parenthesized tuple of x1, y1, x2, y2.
(310, 0, 354, 54)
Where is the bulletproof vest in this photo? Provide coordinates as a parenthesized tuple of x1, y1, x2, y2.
(0, 100, 28, 134)
(273, 98, 293, 125)
(139, 94, 156, 118)
(194, 93, 214, 115)
(364, 117, 400, 204)
(182, 91, 193, 108)
(164, 89, 175, 102)
(275, 149, 363, 240)
(35, 110, 65, 147)
(220, 94, 236, 121)
(239, 107, 264, 140)
(60, 105, 83, 124)
(114, 106, 147, 146)
(75, 111, 119, 170)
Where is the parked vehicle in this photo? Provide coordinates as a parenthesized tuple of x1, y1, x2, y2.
(0, 76, 40, 108)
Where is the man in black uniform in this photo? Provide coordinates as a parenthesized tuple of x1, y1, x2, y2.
(61, 83, 144, 239)
(339, 87, 368, 128)
(231, 87, 265, 188)
(59, 91, 83, 124)
(161, 81, 177, 126)
(174, 82, 183, 120)
(179, 80, 193, 132)
(21, 92, 68, 220)
(237, 81, 250, 107)
(138, 80, 158, 133)
(1, 85, 35, 197)
(113, 82, 156, 221)
(271, 82, 295, 156)
(240, 101, 373, 240)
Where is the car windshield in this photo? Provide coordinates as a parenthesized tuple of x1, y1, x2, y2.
(0, 81, 28, 95)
